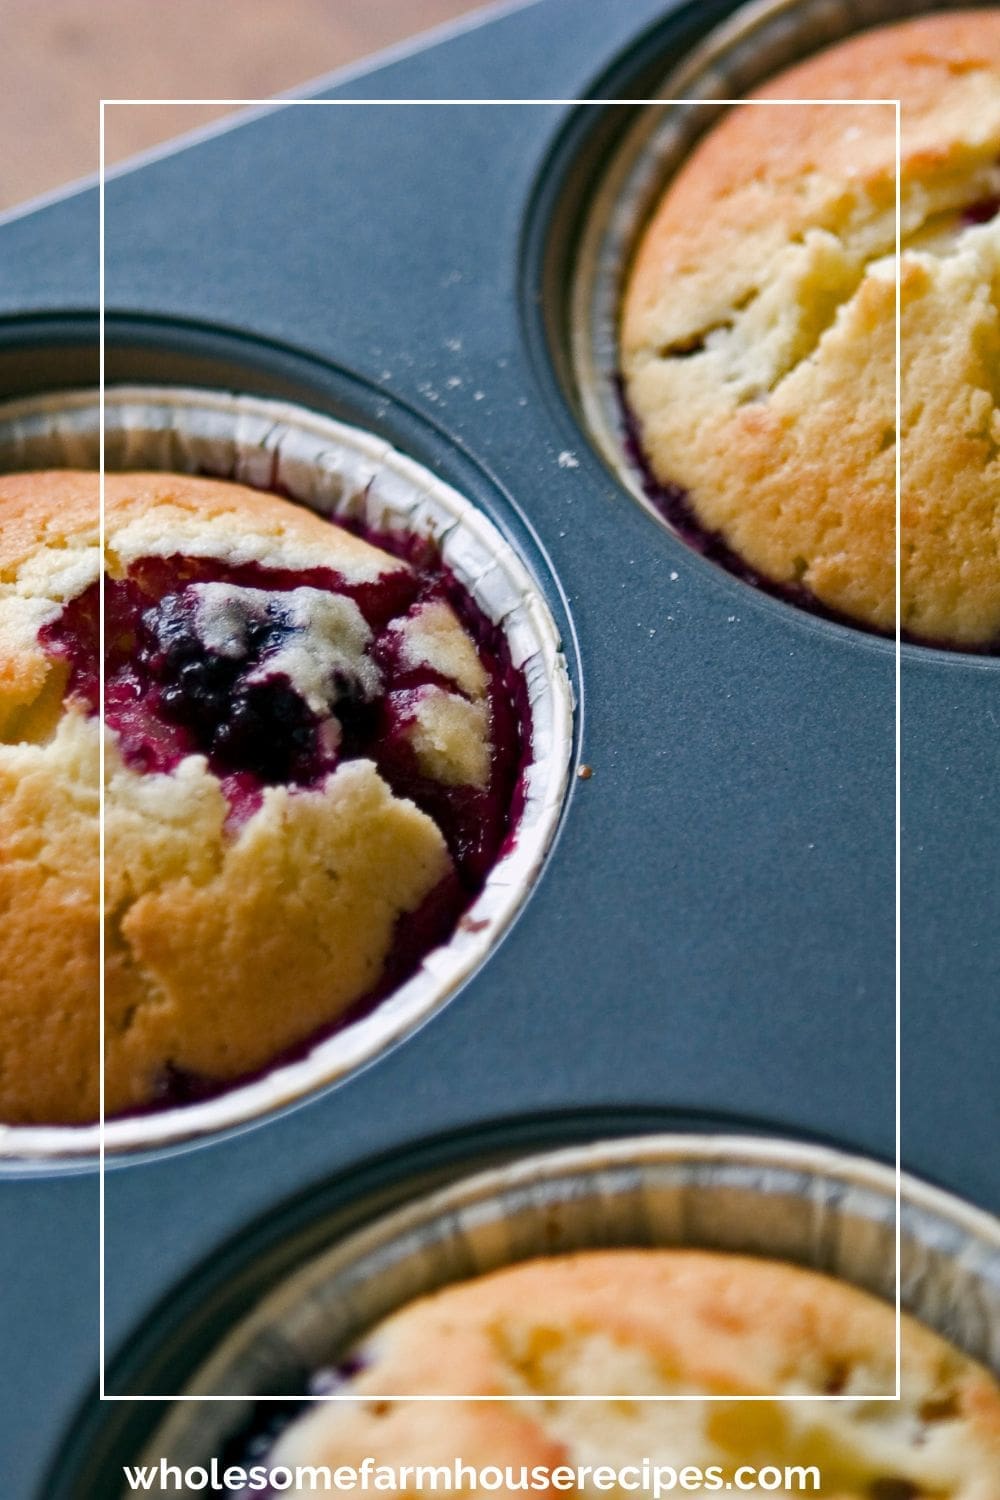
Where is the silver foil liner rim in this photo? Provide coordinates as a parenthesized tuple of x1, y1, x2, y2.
(0, 386, 573, 1159)
(137, 1134, 1000, 1470)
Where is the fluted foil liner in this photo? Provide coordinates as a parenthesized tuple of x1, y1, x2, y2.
(0, 386, 573, 1159)
(135, 1135, 1000, 1471)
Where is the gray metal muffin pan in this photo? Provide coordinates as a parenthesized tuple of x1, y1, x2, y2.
(0, 0, 995, 1493)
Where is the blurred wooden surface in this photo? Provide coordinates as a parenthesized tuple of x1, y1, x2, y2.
(1, 0, 486, 211)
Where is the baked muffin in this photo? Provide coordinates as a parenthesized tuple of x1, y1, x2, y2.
(621, 12, 1000, 647)
(260, 1250, 1000, 1497)
(0, 470, 522, 1125)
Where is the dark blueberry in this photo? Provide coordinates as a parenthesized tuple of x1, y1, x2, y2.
(307, 1352, 369, 1394)
(211, 681, 321, 783)
(178, 655, 232, 693)
(962, 196, 1000, 227)
(139, 591, 201, 661)
(159, 666, 237, 734)
(150, 1061, 213, 1105)
(329, 679, 379, 754)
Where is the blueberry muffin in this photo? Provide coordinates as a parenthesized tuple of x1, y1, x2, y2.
(263, 1251, 1000, 1496)
(0, 470, 522, 1124)
(621, 12, 1000, 646)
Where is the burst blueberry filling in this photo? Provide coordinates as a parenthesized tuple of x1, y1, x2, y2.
(137, 582, 377, 787)
(39, 519, 527, 1111)
(44, 544, 523, 866)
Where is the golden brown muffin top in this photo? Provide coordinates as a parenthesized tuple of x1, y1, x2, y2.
(272, 1250, 1000, 1498)
(622, 12, 1000, 645)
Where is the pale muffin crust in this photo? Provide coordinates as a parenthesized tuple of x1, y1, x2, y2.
(621, 13, 1000, 645)
(0, 470, 494, 1124)
(272, 1250, 1000, 1499)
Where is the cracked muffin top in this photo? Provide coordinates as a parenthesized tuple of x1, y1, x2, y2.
(0, 470, 523, 1125)
(621, 11, 1000, 647)
(261, 1250, 1000, 1498)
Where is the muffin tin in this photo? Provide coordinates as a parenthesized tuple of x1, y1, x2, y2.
(0, 0, 996, 1493)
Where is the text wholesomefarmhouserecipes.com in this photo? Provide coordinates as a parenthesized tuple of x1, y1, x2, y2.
(122, 1457, 824, 1494)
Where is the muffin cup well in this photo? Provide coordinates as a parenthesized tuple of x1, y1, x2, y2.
(131, 1133, 1000, 1463)
(0, 386, 573, 1159)
(566, 0, 998, 628)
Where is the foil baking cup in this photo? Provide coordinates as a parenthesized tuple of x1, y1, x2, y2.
(571, 0, 993, 504)
(0, 386, 573, 1159)
(134, 1134, 1000, 1466)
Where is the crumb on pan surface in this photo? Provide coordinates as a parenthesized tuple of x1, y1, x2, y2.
(257, 1250, 1000, 1496)
(0, 469, 522, 1125)
(620, 12, 1000, 647)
